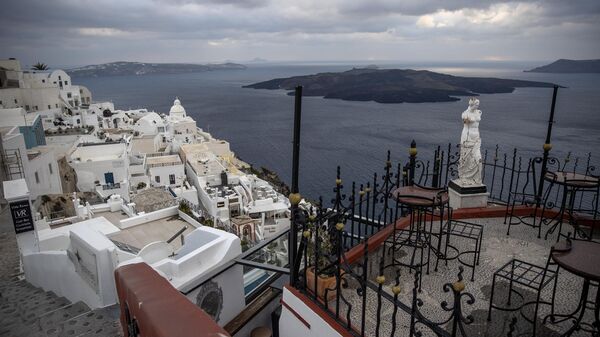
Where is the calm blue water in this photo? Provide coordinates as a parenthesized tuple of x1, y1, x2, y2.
(74, 63, 600, 200)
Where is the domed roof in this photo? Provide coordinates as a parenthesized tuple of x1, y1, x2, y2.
(169, 97, 186, 117)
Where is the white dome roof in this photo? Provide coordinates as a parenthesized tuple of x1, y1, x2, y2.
(169, 97, 186, 117)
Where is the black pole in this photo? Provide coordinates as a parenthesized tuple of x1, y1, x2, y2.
(536, 85, 559, 207)
(409, 140, 417, 186)
(292, 86, 302, 192)
(289, 86, 303, 286)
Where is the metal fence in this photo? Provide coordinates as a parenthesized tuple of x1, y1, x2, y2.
(289, 144, 597, 337)
(410, 143, 596, 212)
(290, 155, 477, 337)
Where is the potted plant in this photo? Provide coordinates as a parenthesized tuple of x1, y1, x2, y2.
(305, 218, 339, 301)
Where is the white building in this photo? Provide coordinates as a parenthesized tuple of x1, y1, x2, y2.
(146, 153, 185, 188)
(164, 98, 201, 152)
(133, 112, 165, 136)
(2, 181, 243, 312)
(67, 141, 130, 201)
(0, 108, 62, 199)
(0, 59, 92, 114)
(182, 144, 289, 241)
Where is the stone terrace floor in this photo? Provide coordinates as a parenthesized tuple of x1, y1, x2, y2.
(326, 216, 597, 337)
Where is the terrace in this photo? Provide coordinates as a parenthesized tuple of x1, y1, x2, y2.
(279, 87, 599, 337)
(283, 149, 598, 337)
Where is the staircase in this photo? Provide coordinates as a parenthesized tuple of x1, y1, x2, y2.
(0, 277, 122, 337)
(0, 216, 122, 337)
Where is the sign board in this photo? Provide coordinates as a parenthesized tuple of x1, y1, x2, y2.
(9, 199, 34, 234)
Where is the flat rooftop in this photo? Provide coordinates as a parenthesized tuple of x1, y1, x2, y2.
(130, 136, 155, 154)
(108, 216, 195, 251)
(93, 210, 128, 227)
(70, 142, 126, 162)
(146, 154, 182, 166)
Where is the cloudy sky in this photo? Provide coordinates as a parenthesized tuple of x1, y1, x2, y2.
(1, 0, 599, 66)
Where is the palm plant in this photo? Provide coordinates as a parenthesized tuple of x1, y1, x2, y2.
(31, 62, 49, 71)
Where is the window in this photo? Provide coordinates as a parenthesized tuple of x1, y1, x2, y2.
(65, 81, 68, 85)
(42, 79, 45, 83)
(48, 164, 53, 174)
(25, 105, 30, 110)
(58, 76, 61, 80)
(35, 172, 39, 184)
(55, 104, 58, 108)
(155, 176, 160, 183)
(14, 99, 17, 104)
(48, 105, 51, 109)
(169, 174, 175, 185)
(67, 92, 72, 98)
(34, 105, 38, 110)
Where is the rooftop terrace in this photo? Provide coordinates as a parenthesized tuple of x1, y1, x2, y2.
(108, 216, 194, 252)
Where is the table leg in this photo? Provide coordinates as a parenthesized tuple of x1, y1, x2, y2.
(544, 279, 599, 336)
(594, 286, 600, 337)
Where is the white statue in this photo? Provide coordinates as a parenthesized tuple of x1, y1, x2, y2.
(458, 98, 482, 186)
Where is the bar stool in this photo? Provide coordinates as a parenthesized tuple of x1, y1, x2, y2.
(388, 183, 450, 291)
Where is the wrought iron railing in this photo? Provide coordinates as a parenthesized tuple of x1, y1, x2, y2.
(290, 154, 477, 337)
(289, 145, 597, 337)
(407, 142, 596, 212)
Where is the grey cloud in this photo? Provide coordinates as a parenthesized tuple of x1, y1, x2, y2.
(0, 0, 598, 65)
(338, 0, 513, 16)
(154, 0, 270, 8)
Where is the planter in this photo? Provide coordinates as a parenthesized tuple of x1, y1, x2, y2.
(306, 267, 337, 301)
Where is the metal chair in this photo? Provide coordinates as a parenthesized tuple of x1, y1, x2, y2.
(487, 250, 560, 336)
(556, 177, 599, 242)
(505, 158, 553, 238)
(435, 217, 483, 282)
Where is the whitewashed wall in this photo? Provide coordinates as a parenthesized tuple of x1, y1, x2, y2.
(279, 287, 343, 337)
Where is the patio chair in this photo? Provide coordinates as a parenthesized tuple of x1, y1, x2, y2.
(435, 218, 483, 282)
(504, 159, 554, 238)
(487, 251, 559, 336)
(557, 177, 599, 242)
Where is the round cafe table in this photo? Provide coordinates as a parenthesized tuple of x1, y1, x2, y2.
(388, 185, 450, 290)
(543, 171, 600, 241)
(544, 240, 600, 336)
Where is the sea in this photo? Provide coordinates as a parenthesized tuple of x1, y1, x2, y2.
(74, 62, 600, 200)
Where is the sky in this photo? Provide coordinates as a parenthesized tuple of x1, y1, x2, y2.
(1, 0, 599, 67)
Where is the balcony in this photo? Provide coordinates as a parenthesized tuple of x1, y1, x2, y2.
(101, 183, 121, 190)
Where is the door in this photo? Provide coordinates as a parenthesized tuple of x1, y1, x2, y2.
(104, 172, 114, 185)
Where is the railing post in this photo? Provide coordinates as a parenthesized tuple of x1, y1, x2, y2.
(536, 85, 559, 208)
(432, 145, 440, 188)
(409, 140, 417, 186)
(289, 86, 303, 287)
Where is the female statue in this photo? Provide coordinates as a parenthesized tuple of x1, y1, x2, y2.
(458, 98, 483, 186)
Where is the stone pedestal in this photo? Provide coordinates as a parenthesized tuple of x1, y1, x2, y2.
(448, 180, 488, 209)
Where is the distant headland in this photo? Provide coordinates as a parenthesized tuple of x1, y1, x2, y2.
(244, 68, 557, 104)
(68, 61, 246, 77)
(526, 59, 600, 73)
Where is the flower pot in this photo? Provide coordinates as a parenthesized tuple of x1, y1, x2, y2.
(306, 267, 337, 301)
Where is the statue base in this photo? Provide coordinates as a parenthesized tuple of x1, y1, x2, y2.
(448, 180, 488, 209)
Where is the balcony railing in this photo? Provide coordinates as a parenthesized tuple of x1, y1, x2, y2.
(102, 183, 121, 190)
